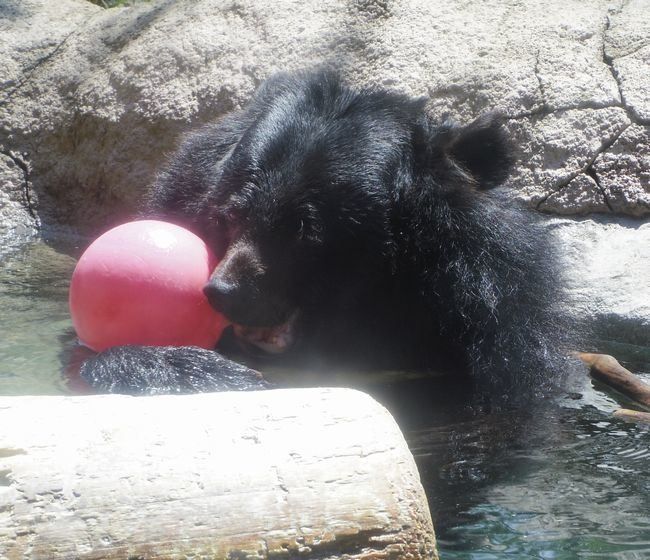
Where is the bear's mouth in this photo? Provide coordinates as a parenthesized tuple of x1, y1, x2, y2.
(231, 311, 299, 355)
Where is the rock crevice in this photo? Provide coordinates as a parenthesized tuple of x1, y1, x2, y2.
(0, 30, 77, 107)
(535, 118, 631, 212)
(0, 149, 36, 220)
(602, 12, 649, 126)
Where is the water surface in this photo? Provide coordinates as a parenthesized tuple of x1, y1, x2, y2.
(1, 238, 649, 559)
(0, 239, 78, 394)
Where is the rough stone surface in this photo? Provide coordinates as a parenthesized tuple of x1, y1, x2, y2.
(605, 0, 650, 124)
(0, 0, 98, 246)
(539, 174, 610, 215)
(611, 48, 650, 124)
(0, 0, 649, 231)
(593, 124, 650, 216)
(0, 0, 98, 101)
(508, 106, 631, 209)
(553, 217, 650, 346)
(0, 152, 38, 253)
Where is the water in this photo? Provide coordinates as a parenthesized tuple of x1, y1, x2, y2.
(0, 238, 79, 395)
(2, 238, 650, 559)
(412, 400, 650, 559)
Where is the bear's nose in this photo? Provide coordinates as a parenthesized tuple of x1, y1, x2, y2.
(203, 278, 238, 314)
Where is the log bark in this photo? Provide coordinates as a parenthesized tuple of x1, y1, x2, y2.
(613, 409, 650, 425)
(0, 389, 437, 560)
(578, 352, 650, 410)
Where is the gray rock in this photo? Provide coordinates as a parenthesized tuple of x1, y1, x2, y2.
(507, 107, 631, 209)
(539, 174, 610, 216)
(593, 125, 650, 216)
(533, 9, 619, 112)
(0, 0, 98, 249)
(612, 48, 650, 124)
(552, 217, 650, 346)
(1, 0, 649, 229)
(605, 0, 650, 123)
(0, 152, 38, 255)
(0, 0, 99, 102)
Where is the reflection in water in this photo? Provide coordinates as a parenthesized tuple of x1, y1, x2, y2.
(397, 386, 650, 559)
(0, 239, 78, 395)
(1, 238, 650, 558)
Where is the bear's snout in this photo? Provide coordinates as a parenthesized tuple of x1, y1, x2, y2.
(203, 237, 291, 328)
(204, 238, 262, 319)
(203, 277, 238, 315)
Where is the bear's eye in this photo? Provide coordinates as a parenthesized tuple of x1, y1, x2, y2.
(273, 215, 304, 240)
(296, 216, 323, 244)
(216, 202, 247, 226)
(223, 209, 240, 224)
(212, 204, 248, 246)
(277, 204, 322, 243)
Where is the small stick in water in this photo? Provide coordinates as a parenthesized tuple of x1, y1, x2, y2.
(613, 409, 650, 425)
(577, 352, 650, 411)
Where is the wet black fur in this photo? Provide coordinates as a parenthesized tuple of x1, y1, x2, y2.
(82, 71, 576, 404)
(81, 346, 269, 395)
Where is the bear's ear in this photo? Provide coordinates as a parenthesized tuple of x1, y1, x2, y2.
(440, 115, 514, 189)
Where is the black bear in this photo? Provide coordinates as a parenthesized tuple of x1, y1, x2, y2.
(81, 71, 577, 404)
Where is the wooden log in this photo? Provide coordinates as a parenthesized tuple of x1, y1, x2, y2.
(0, 389, 437, 560)
(578, 352, 650, 410)
(613, 409, 650, 425)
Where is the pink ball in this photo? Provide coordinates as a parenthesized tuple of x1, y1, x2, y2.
(69, 220, 228, 352)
